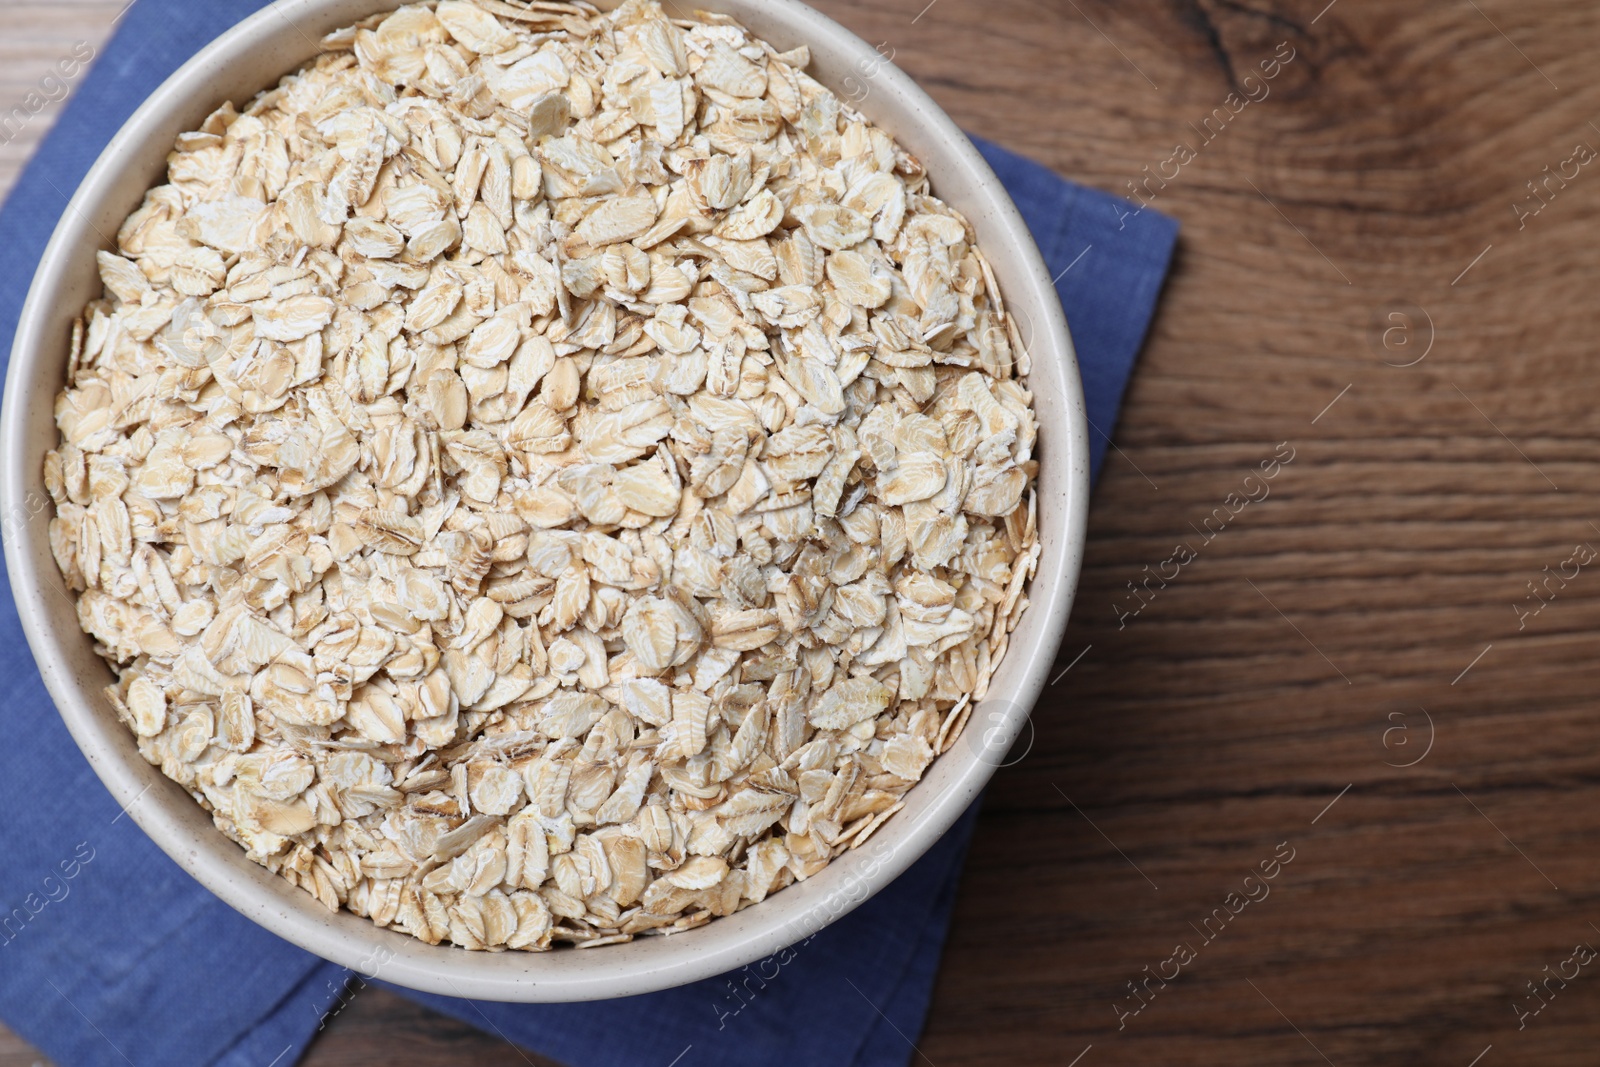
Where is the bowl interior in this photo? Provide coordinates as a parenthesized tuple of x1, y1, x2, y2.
(0, 0, 1088, 1001)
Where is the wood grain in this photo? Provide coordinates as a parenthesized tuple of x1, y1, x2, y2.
(0, 2, 125, 196)
(8, 0, 1600, 1064)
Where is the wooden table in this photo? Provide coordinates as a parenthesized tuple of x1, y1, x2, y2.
(7, 1, 1600, 1064)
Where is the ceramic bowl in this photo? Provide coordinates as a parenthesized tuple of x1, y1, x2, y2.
(0, 0, 1088, 1001)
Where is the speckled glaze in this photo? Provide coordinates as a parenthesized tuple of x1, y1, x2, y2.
(0, 0, 1087, 1002)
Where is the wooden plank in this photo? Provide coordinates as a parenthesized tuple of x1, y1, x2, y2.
(7, 0, 1600, 1064)
(0, 3, 125, 195)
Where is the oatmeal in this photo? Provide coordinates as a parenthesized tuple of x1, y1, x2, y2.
(44, 0, 1039, 950)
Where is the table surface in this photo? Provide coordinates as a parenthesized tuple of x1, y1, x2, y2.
(7, 1, 1600, 1064)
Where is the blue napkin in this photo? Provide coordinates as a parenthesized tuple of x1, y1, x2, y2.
(0, 4, 1176, 1065)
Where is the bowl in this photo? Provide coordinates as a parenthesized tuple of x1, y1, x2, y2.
(0, 0, 1088, 1002)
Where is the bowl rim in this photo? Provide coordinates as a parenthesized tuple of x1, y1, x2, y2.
(0, 0, 1089, 1001)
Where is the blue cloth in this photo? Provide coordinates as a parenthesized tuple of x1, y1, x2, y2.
(0, 4, 1177, 1065)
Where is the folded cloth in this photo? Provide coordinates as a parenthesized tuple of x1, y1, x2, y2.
(0, 4, 1176, 1065)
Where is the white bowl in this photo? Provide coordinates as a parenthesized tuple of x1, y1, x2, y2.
(1, 0, 1088, 1001)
